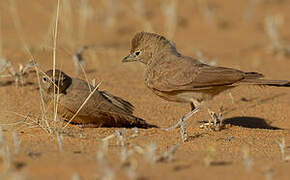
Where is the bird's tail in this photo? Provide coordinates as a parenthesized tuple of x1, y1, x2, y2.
(240, 72, 290, 87)
(244, 72, 264, 79)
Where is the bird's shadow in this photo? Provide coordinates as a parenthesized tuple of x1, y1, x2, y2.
(223, 116, 282, 130)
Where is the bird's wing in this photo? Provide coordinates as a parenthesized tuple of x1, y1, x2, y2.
(59, 79, 135, 118)
(148, 56, 247, 92)
(58, 79, 149, 127)
(100, 90, 135, 114)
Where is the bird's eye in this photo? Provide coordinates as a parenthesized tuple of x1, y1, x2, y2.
(135, 51, 141, 56)
(42, 77, 47, 83)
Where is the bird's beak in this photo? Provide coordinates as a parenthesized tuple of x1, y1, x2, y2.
(122, 54, 135, 63)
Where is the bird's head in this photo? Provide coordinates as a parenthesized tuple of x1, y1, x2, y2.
(122, 32, 180, 65)
(41, 69, 72, 94)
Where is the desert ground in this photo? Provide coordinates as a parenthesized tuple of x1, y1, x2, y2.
(0, 0, 290, 179)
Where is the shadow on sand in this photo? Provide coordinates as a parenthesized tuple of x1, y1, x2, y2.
(223, 116, 282, 130)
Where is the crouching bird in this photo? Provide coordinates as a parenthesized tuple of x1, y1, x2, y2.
(40, 69, 156, 128)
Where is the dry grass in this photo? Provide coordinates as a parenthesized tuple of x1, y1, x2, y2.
(78, 0, 89, 42)
(162, 0, 178, 39)
(52, 0, 61, 126)
(0, 17, 2, 58)
(9, 0, 33, 59)
(265, 15, 290, 56)
(33, 65, 52, 133)
(0, 59, 35, 87)
(1, 0, 290, 179)
(132, 0, 153, 32)
(72, 45, 89, 75)
(242, 146, 253, 172)
(203, 144, 216, 166)
(276, 137, 290, 161)
(12, 131, 21, 154)
(61, 0, 74, 47)
(0, 127, 12, 178)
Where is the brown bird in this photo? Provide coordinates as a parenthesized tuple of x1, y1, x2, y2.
(123, 32, 290, 140)
(40, 69, 154, 128)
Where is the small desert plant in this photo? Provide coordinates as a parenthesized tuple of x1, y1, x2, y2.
(275, 137, 290, 161)
(12, 131, 21, 154)
(197, 0, 216, 23)
(158, 144, 179, 162)
(0, 59, 36, 87)
(199, 107, 224, 131)
(144, 143, 158, 163)
(162, 0, 178, 39)
(72, 172, 82, 180)
(115, 129, 128, 163)
(124, 159, 138, 180)
(264, 167, 274, 180)
(0, 127, 12, 175)
(78, 0, 89, 41)
(265, 15, 290, 56)
(143, 143, 179, 163)
(130, 127, 139, 138)
(195, 50, 217, 66)
(242, 146, 253, 172)
(243, 0, 260, 21)
(56, 132, 64, 152)
(9, 0, 33, 57)
(0, 18, 2, 58)
(132, 0, 153, 32)
(104, 0, 117, 28)
(97, 139, 115, 180)
(204, 144, 216, 166)
(72, 45, 92, 74)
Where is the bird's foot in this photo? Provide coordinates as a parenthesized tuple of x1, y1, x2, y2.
(161, 107, 200, 142)
(161, 119, 181, 131)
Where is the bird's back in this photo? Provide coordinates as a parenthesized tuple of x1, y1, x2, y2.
(58, 78, 148, 127)
(144, 54, 266, 104)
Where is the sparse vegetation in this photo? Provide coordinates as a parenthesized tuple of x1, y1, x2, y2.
(276, 137, 290, 161)
(0, 0, 289, 179)
(265, 15, 290, 56)
(0, 59, 35, 87)
(242, 146, 253, 172)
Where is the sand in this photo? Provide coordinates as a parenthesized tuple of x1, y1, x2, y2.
(0, 0, 290, 179)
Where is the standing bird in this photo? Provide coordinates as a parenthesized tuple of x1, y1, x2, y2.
(40, 69, 154, 128)
(122, 32, 290, 141)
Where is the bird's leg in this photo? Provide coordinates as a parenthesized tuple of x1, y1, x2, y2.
(162, 105, 200, 131)
(163, 106, 200, 142)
